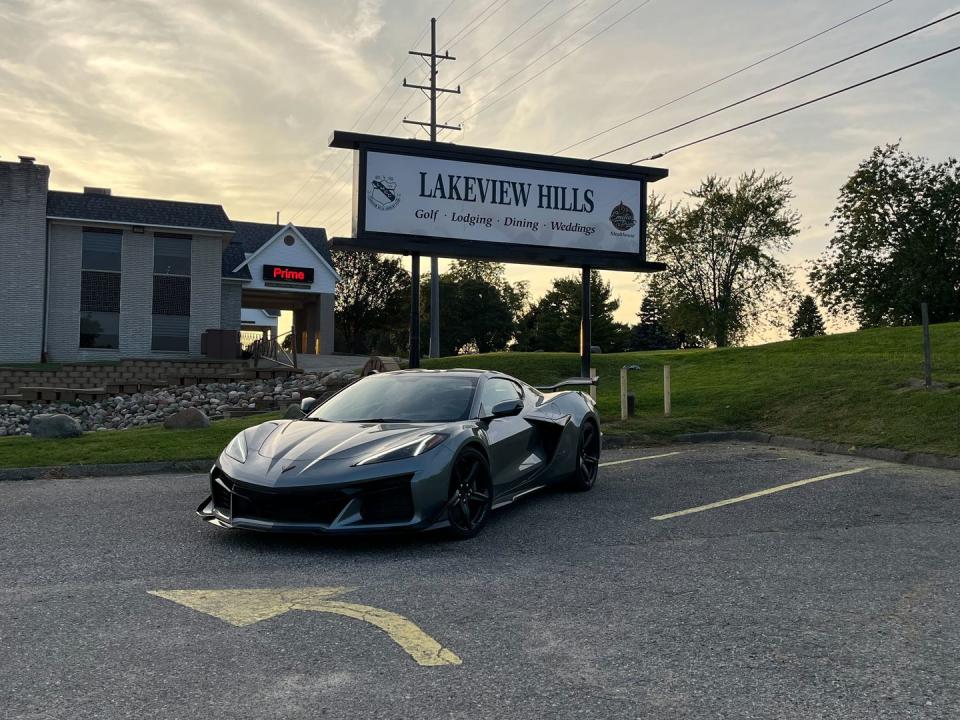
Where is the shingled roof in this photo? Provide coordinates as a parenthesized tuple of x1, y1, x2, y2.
(47, 191, 233, 233)
(221, 241, 251, 280)
(230, 221, 335, 267)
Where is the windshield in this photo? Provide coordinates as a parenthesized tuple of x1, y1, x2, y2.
(309, 373, 478, 423)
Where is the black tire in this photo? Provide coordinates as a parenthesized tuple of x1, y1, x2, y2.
(568, 420, 601, 491)
(444, 447, 493, 540)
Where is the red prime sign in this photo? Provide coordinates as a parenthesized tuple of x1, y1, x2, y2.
(262, 264, 314, 283)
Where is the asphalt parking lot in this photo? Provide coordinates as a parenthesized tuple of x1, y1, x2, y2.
(1, 443, 958, 719)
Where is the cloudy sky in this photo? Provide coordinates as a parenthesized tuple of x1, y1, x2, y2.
(2, 0, 958, 335)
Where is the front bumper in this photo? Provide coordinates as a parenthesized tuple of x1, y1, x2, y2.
(197, 449, 455, 534)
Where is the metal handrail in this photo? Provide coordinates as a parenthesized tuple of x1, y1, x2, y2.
(251, 328, 298, 370)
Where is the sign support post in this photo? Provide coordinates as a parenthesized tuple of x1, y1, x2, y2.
(410, 253, 421, 368)
(581, 265, 591, 378)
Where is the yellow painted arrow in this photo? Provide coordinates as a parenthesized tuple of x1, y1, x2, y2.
(147, 587, 461, 667)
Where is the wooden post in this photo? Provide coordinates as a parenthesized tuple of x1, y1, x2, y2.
(590, 367, 597, 401)
(921, 302, 932, 389)
(620, 366, 628, 421)
(663, 365, 671, 417)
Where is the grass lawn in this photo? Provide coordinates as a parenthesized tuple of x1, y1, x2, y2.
(0, 413, 282, 469)
(0, 323, 957, 468)
(425, 322, 960, 457)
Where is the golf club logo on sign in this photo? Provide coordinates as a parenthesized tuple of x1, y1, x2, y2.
(609, 201, 636, 232)
(368, 175, 401, 210)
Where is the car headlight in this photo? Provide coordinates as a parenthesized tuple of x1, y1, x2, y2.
(223, 431, 248, 463)
(354, 433, 448, 466)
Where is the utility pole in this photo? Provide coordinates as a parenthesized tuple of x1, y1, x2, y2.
(403, 18, 460, 362)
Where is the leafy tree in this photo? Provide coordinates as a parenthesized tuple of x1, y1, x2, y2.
(515, 271, 630, 352)
(331, 250, 409, 355)
(647, 172, 800, 347)
(809, 143, 960, 327)
(789, 295, 826, 339)
(421, 260, 527, 356)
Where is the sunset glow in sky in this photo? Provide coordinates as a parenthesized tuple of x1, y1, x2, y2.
(2, 0, 958, 336)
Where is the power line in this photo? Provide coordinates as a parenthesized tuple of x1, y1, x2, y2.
(426, 0, 559, 118)
(446, 0, 508, 48)
(298, 166, 353, 226)
(443, 0, 589, 103)
(631, 44, 960, 164)
(295, 66, 433, 222)
(554, 0, 896, 155)
(303, 69, 426, 223)
(448, 0, 633, 122)
(448, 0, 513, 48)
(449, 0, 556, 83)
(454, 0, 652, 124)
(283, 0, 455, 221)
(592, 8, 960, 160)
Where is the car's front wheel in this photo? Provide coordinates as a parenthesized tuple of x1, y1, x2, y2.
(444, 447, 492, 539)
(568, 421, 600, 491)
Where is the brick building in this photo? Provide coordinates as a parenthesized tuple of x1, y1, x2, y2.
(0, 156, 339, 364)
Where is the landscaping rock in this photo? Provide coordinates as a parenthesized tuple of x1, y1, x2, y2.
(28, 413, 83, 439)
(163, 407, 210, 430)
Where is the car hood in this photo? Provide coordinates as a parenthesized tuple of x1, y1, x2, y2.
(253, 419, 442, 462)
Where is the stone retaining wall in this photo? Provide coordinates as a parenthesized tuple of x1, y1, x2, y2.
(0, 359, 249, 396)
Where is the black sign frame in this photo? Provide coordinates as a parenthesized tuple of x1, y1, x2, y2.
(328, 131, 668, 272)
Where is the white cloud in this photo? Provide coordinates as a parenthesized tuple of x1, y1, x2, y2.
(2, 0, 957, 340)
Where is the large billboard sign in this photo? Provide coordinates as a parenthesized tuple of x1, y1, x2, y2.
(329, 132, 668, 271)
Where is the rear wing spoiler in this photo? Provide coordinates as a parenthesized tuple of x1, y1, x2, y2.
(534, 377, 598, 393)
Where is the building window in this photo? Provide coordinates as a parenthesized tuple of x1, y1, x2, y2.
(152, 233, 191, 351)
(80, 228, 122, 349)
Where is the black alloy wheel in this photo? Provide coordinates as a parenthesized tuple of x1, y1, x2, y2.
(569, 421, 601, 491)
(445, 447, 492, 539)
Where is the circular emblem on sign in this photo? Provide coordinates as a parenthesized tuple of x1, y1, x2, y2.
(609, 201, 636, 231)
(368, 175, 401, 211)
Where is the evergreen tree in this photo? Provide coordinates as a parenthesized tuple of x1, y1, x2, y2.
(629, 287, 679, 351)
(789, 295, 827, 339)
(420, 260, 527, 356)
(514, 271, 630, 352)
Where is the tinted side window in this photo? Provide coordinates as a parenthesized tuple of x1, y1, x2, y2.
(479, 378, 522, 415)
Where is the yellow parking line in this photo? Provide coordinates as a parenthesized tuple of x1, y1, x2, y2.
(651, 466, 873, 520)
(600, 451, 682, 467)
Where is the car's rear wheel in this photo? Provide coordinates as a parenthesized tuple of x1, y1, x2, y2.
(444, 447, 492, 539)
(568, 421, 600, 491)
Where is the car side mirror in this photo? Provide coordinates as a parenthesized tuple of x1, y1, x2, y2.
(490, 398, 523, 418)
(300, 397, 319, 414)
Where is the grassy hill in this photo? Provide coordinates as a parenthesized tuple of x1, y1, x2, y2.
(425, 323, 960, 457)
(0, 323, 955, 469)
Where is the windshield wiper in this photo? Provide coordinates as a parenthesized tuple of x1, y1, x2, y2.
(350, 418, 410, 423)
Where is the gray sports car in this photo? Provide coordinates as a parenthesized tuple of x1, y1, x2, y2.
(197, 369, 601, 538)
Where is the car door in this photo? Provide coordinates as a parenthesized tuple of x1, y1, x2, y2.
(478, 378, 537, 497)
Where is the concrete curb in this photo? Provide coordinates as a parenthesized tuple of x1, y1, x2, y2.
(672, 431, 960, 472)
(0, 460, 212, 482)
